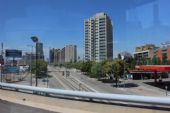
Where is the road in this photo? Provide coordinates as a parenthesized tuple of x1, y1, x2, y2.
(0, 99, 58, 113)
(1, 66, 170, 113)
(48, 66, 167, 96)
(14, 66, 167, 97)
(48, 66, 94, 92)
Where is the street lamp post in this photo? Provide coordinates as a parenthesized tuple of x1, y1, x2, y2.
(47, 73, 49, 88)
(27, 45, 34, 86)
(31, 36, 38, 87)
(121, 56, 126, 88)
(44, 46, 50, 88)
(0, 64, 2, 82)
(1, 43, 4, 83)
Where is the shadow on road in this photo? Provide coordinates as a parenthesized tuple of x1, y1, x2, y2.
(145, 81, 170, 91)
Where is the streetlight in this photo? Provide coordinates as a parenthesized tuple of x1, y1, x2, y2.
(27, 45, 34, 86)
(0, 43, 4, 82)
(31, 36, 38, 87)
(121, 56, 126, 88)
(0, 64, 2, 82)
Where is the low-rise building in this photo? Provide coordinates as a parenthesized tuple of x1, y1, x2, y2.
(22, 52, 36, 65)
(135, 44, 156, 52)
(134, 44, 157, 64)
(155, 46, 170, 64)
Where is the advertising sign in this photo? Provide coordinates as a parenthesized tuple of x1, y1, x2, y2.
(5, 66, 19, 73)
(5, 49, 22, 58)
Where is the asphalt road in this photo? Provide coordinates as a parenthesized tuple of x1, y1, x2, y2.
(48, 66, 129, 94)
(0, 66, 169, 113)
(53, 66, 167, 96)
(0, 99, 58, 113)
(48, 66, 95, 92)
(14, 66, 167, 97)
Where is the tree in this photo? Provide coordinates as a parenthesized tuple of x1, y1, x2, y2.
(152, 56, 162, 65)
(146, 58, 151, 65)
(118, 54, 122, 60)
(125, 57, 136, 69)
(73, 62, 82, 70)
(101, 61, 113, 76)
(162, 53, 167, 65)
(90, 62, 102, 78)
(157, 57, 162, 65)
(80, 61, 94, 73)
(152, 56, 158, 65)
(31, 60, 47, 78)
(112, 60, 124, 87)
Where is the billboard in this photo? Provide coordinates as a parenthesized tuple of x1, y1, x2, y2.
(5, 66, 19, 73)
(5, 49, 22, 58)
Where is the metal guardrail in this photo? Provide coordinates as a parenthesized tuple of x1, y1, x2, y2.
(0, 82, 170, 106)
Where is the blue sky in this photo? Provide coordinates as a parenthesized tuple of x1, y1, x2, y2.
(0, 0, 170, 59)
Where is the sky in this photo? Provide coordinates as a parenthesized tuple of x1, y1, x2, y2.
(0, 0, 170, 59)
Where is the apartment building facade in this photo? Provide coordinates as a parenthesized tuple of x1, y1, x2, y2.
(84, 12, 113, 62)
(49, 45, 76, 64)
(65, 45, 77, 63)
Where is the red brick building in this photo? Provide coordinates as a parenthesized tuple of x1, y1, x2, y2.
(155, 47, 170, 63)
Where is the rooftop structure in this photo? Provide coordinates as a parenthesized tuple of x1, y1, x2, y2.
(135, 44, 157, 52)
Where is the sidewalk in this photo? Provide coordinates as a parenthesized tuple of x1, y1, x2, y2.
(123, 79, 170, 96)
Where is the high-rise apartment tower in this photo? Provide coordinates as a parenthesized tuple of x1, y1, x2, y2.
(84, 13, 113, 61)
(65, 45, 77, 63)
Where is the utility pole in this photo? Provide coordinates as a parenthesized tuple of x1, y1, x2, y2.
(1, 43, 3, 56)
(1, 43, 4, 82)
(121, 55, 126, 88)
(47, 47, 51, 88)
(49, 47, 51, 65)
(31, 36, 39, 87)
(31, 46, 33, 86)
(27, 45, 34, 86)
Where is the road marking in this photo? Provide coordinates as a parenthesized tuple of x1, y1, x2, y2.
(69, 72, 98, 92)
(52, 72, 70, 90)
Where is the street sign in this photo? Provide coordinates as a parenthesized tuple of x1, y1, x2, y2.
(5, 66, 19, 73)
(5, 49, 22, 58)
